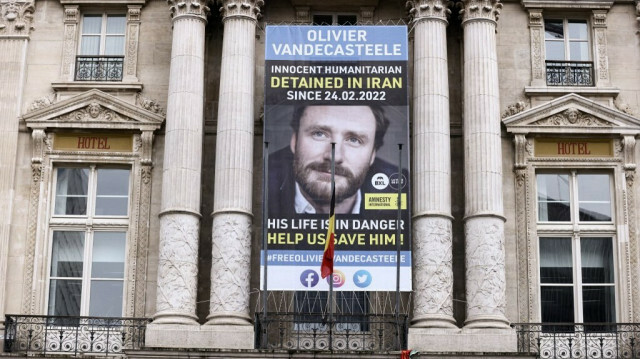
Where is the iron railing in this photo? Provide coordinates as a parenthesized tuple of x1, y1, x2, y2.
(513, 323, 640, 359)
(255, 313, 408, 351)
(75, 56, 124, 81)
(4, 314, 151, 356)
(546, 60, 594, 86)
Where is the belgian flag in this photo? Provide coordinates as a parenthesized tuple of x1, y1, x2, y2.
(320, 176, 336, 279)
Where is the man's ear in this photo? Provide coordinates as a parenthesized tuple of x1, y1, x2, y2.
(369, 149, 376, 165)
(290, 133, 297, 153)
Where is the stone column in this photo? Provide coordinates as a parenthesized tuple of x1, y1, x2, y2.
(206, 0, 262, 331)
(153, 0, 209, 325)
(0, 0, 35, 340)
(460, 0, 510, 329)
(407, 0, 457, 329)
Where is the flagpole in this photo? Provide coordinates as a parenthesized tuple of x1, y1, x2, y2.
(395, 143, 402, 347)
(328, 142, 335, 350)
(261, 141, 269, 348)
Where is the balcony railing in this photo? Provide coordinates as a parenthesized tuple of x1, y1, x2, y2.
(513, 323, 640, 359)
(75, 56, 124, 81)
(255, 313, 408, 351)
(546, 60, 594, 86)
(4, 314, 151, 356)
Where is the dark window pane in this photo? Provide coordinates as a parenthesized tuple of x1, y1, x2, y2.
(48, 279, 82, 316)
(89, 280, 124, 317)
(92, 232, 126, 278)
(582, 286, 615, 326)
(538, 202, 571, 222)
(581, 238, 614, 284)
(50, 231, 85, 277)
(312, 15, 332, 25)
(540, 238, 573, 283)
(54, 168, 89, 215)
(541, 286, 574, 332)
(337, 15, 357, 25)
(545, 20, 564, 39)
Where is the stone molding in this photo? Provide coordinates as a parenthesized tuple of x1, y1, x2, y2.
(219, 0, 263, 21)
(0, 0, 35, 37)
(360, 6, 375, 24)
(504, 94, 640, 323)
(521, 0, 613, 10)
(294, 6, 310, 23)
(636, 0, 639, 34)
(458, 0, 502, 24)
(207, 213, 252, 325)
(61, 5, 79, 80)
(124, 5, 142, 82)
(21, 90, 161, 316)
(592, 10, 610, 86)
(528, 9, 544, 86)
(406, 0, 452, 23)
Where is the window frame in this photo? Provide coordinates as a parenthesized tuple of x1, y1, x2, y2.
(543, 18, 591, 62)
(312, 13, 359, 26)
(45, 164, 132, 318)
(78, 13, 127, 57)
(535, 170, 619, 325)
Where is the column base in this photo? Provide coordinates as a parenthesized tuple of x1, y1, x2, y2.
(205, 311, 252, 326)
(464, 314, 511, 329)
(152, 311, 199, 325)
(408, 327, 516, 352)
(410, 313, 458, 329)
(145, 323, 254, 349)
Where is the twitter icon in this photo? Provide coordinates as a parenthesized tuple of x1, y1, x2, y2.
(353, 270, 372, 288)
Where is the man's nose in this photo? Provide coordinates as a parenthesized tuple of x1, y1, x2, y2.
(325, 142, 344, 164)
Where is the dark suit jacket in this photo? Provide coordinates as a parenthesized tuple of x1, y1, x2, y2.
(267, 147, 407, 217)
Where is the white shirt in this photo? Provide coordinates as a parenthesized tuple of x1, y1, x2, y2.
(294, 182, 362, 214)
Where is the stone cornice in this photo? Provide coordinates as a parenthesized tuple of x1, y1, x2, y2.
(458, 0, 502, 24)
(521, 0, 613, 10)
(218, 0, 263, 21)
(406, 0, 453, 23)
(168, 0, 210, 21)
(0, 0, 35, 38)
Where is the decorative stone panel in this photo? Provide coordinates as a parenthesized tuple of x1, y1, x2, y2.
(0, 0, 35, 37)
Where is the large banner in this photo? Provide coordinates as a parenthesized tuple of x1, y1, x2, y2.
(262, 26, 410, 291)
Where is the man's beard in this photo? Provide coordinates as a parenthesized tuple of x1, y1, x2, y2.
(293, 157, 368, 204)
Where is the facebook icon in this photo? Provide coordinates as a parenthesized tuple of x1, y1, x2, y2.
(299, 269, 319, 288)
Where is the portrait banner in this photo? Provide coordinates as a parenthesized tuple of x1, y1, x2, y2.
(262, 26, 411, 291)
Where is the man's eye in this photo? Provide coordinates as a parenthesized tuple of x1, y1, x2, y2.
(311, 131, 328, 139)
(346, 137, 363, 145)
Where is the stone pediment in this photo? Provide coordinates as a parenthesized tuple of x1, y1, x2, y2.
(23, 89, 164, 132)
(502, 93, 640, 136)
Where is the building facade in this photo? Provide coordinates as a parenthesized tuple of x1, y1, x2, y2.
(1, 0, 640, 357)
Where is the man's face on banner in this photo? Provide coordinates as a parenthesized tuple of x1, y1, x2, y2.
(291, 106, 377, 204)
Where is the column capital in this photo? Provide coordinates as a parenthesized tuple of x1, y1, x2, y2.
(0, 0, 35, 38)
(219, 0, 264, 22)
(168, 0, 210, 21)
(406, 0, 452, 23)
(458, 0, 502, 25)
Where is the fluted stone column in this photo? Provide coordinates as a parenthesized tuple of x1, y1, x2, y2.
(407, 0, 457, 329)
(460, 0, 509, 329)
(0, 1, 34, 340)
(206, 0, 262, 329)
(153, 0, 209, 325)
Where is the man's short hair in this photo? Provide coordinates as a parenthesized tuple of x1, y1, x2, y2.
(290, 105, 390, 150)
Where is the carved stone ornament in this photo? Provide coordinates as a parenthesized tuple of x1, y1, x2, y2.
(412, 217, 453, 317)
(458, 0, 502, 23)
(502, 101, 528, 119)
(294, 6, 310, 23)
(219, 0, 264, 21)
(528, 9, 542, 26)
(168, 0, 210, 20)
(615, 97, 637, 116)
(360, 7, 374, 24)
(156, 213, 199, 315)
(58, 102, 126, 122)
(406, 0, 453, 22)
(532, 108, 612, 127)
(636, 1, 640, 34)
(136, 94, 166, 116)
(465, 217, 506, 317)
(27, 93, 56, 113)
(209, 213, 252, 319)
(0, 0, 35, 36)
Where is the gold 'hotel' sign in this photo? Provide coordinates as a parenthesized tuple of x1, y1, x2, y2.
(53, 133, 133, 152)
(535, 138, 613, 157)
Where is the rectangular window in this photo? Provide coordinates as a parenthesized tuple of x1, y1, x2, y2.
(76, 13, 126, 81)
(312, 14, 357, 26)
(293, 291, 369, 332)
(544, 18, 593, 86)
(536, 171, 616, 331)
(48, 166, 130, 318)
